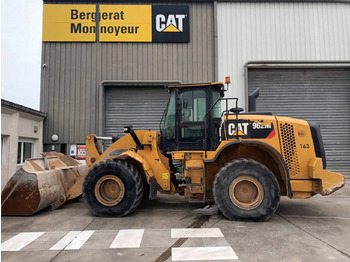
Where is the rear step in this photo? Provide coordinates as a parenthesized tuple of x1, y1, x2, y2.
(184, 153, 206, 203)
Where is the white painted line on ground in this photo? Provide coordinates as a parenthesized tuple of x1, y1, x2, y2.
(64, 231, 95, 250)
(50, 231, 82, 250)
(282, 215, 350, 220)
(110, 229, 144, 248)
(171, 228, 224, 238)
(172, 246, 238, 261)
(1, 232, 45, 251)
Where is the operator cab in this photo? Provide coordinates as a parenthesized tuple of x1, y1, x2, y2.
(161, 82, 224, 151)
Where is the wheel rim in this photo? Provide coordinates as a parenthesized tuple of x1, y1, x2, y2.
(229, 176, 264, 210)
(95, 175, 125, 206)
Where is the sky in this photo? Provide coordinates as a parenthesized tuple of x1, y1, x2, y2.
(1, 0, 43, 110)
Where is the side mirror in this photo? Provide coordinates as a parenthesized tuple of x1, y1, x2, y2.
(229, 107, 244, 114)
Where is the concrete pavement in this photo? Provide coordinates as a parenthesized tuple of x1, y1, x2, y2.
(2, 181, 350, 262)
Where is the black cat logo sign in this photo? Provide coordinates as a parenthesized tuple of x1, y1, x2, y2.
(152, 5, 190, 42)
(155, 14, 187, 32)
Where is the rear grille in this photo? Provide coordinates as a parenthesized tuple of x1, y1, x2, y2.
(280, 123, 300, 176)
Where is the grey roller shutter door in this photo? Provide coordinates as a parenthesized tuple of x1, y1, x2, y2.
(248, 68, 350, 175)
(105, 86, 171, 138)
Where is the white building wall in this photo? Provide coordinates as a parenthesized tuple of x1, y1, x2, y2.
(1, 108, 44, 190)
(217, 2, 350, 108)
(1, 111, 18, 188)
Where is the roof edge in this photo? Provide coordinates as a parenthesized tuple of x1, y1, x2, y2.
(1, 99, 47, 119)
(167, 82, 224, 89)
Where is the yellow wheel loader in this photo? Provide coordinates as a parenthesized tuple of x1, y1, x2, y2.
(82, 82, 344, 221)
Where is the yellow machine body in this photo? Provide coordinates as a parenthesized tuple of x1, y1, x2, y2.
(85, 113, 344, 201)
(171, 115, 344, 199)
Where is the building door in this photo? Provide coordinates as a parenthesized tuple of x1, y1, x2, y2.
(105, 85, 171, 139)
(248, 67, 350, 175)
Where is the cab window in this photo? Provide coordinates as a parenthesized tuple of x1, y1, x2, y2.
(181, 90, 206, 122)
(180, 90, 206, 140)
(163, 92, 176, 139)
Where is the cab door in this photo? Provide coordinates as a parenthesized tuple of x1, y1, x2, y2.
(177, 88, 207, 150)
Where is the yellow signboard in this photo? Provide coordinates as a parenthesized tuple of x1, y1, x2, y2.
(43, 4, 96, 42)
(99, 5, 152, 42)
(43, 4, 189, 43)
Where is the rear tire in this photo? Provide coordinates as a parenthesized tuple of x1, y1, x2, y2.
(83, 159, 144, 217)
(213, 159, 280, 222)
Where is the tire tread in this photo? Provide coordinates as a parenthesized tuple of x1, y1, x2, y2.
(82, 159, 144, 217)
(213, 158, 280, 222)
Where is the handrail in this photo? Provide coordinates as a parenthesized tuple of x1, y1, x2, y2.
(204, 97, 239, 158)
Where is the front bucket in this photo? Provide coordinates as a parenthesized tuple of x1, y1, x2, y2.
(1, 153, 88, 216)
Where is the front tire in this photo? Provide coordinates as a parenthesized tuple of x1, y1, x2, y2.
(213, 159, 280, 222)
(83, 159, 144, 217)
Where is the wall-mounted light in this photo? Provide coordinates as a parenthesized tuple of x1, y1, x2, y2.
(34, 126, 38, 133)
(51, 134, 59, 142)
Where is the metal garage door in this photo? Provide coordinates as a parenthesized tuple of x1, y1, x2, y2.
(105, 86, 171, 139)
(248, 68, 350, 175)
